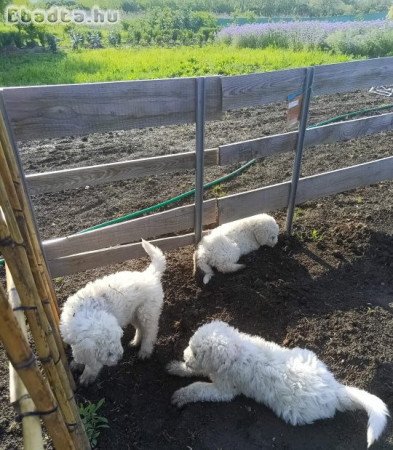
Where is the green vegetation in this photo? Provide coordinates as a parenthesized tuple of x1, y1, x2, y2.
(0, 45, 349, 86)
(218, 20, 393, 57)
(123, 8, 218, 46)
(325, 27, 393, 57)
(0, 7, 217, 50)
(310, 228, 324, 241)
(79, 399, 109, 448)
(5, 0, 392, 17)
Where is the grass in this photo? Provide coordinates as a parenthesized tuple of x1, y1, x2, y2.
(0, 45, 350, 86)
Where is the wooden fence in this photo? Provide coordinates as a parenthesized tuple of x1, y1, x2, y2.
(1, 56, 393, 277)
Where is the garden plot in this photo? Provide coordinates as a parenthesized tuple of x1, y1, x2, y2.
(0, 90, 392, 449)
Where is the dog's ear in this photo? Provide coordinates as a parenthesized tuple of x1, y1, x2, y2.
(206, 337, 239, 373)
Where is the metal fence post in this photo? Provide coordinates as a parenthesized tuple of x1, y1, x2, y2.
(194, 77, 205, 244)
(286, 67, 314, 234)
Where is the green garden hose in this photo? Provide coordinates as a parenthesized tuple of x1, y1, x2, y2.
(81, 158, 256, 233)
(0, 159, 256, 267)
(309, 103, 393, 127)
(1, 101, 393, 268)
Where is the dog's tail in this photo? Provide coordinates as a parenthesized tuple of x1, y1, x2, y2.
(339, 385, 389, 447)
(142, 239, 166, 278)
(193, 249, 214, 285)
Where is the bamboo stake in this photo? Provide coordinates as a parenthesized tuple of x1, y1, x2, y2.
(0, 103, 77, 394)
(0, 282, 75, 450)
(0, 210, 90, 449)
(0, 145, 75, 389)
(0, 104, 60, 322)
(6, 267, 44, 450)
(0, 102, 89, 448)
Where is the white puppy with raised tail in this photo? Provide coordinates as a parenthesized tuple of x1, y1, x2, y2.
(60, 239, 166, 386)
(167, 321, 389, 448)
(193, 213, 279, 284)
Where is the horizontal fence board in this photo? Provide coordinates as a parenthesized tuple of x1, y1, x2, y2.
(44, 199, 217, 260)
(47, 156, 393, 276)
(313, 57, 393, 96)
(218, 182, 291, 224)
(218, 156, 393, 223)
(1, 77, 222, 141)
(48, 233, 198, 277)
(27, 148, 219, 195)
(222, 68, 306, 110)
(219, 111, 393, 165)
(221, 57, 393, 111)
(295, 156, 393, 204)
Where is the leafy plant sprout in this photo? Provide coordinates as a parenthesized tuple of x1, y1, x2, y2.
(79, 398, 109, 448)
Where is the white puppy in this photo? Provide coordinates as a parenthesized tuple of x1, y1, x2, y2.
(167, 321, 389, 448)
(193, 214, 279, 284)
(60, 239, 166, 386)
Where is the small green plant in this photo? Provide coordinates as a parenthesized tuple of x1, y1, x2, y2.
(293, 207, 304, 222)
(356, 196, 363, 204)
(108, 31, 121, 47)
(46, 34, 58, 53)
(79, 398, 109, 448)
(54, 277, 65, 288)
(310, 228, 323, 242)
(86, 31, 103, 49)
(69, 30, 84, 50)
(211, 184, 226, 197)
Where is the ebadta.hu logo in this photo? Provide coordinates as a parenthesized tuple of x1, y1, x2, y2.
(5, 5, 121, 25)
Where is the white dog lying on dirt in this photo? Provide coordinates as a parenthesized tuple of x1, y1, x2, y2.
(193, 213, 279, 284)
(60, 240, 166, 386)
(167, 321, 389, 448)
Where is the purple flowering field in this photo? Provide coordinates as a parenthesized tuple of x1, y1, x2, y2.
(216, 19, 393, 56)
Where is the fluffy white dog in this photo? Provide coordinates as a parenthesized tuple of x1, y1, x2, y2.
(60, 239, 166, 386)
(193, 213, 279, 284)
(167, 321, 389, 448)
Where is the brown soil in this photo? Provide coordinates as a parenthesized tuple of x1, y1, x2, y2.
(0, 90, 392, 450)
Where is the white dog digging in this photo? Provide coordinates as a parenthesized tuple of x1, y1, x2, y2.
(167, 321, 389, 448)
(193, 213, 279, 284)
(60, 240, 166, 386)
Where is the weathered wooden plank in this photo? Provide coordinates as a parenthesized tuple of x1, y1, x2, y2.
(221, 67, 306, 111)
(219, 131, 297, 165)
(295, 155, 393, 204)
(44, 199, 217, 260)
(2, 77, 222, 141)
(218, 181, 290, 224)
(219, 112, 393, 165)
(48, 233, 199, 277)
(221, 57, 393, 111)
(313, 57, 393, 96)
(218, 156, 393, 223)
(48, 156, 393, 276)
(26, 148, 219, 195)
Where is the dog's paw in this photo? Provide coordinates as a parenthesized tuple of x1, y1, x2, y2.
(128, 339, 140, 348)
(203, 274, 212, 285)
(166, 360, 184, 376)
(138, 348, 152, 359)
(79, 372, 96, 387)
(171, 388, 190, 408)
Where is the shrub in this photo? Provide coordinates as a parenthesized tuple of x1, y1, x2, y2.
(86, 31, 103, 49)
(46, 33, 58, 52)
(69, 30, 84, 50)
(108, 31, 121, 46)
(126, 8, 218, 46)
